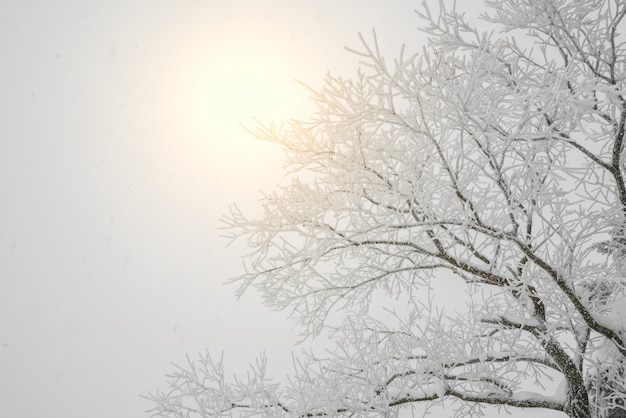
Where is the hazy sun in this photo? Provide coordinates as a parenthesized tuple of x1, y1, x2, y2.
(186, 37, 302, 155)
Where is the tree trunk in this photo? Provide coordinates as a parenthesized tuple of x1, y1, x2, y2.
(566, 379, 592, 418)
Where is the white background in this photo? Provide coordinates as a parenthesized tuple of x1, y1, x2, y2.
(0, 1, 423, 417)
(0, 1, 561, 417)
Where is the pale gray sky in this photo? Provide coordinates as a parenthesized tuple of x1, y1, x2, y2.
(0, 1, 568, 417)
(0, 1, 427, 417)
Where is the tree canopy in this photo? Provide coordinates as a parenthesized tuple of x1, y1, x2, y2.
(147, 1, 626, 417)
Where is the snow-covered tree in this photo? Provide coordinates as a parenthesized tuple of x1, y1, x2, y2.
(147, 1, 626, 417)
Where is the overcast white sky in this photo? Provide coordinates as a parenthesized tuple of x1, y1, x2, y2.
(0, 1, 426, 417)
(0, 1, 568, 418)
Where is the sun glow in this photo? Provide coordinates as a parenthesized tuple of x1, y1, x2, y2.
(150, 20, 316, 182)
(184, 34, 303, 156)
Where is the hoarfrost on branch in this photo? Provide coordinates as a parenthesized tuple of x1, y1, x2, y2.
(147, 1, 626, 417)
